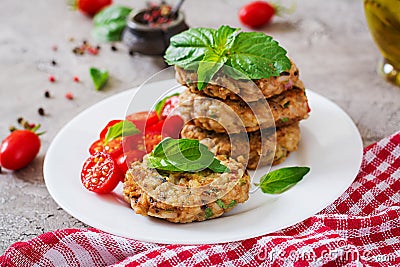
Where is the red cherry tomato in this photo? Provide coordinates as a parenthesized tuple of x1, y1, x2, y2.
(160, 95, 180, 119)
(144, 133, 163, 153)
(76, 0, 112, 16)
(116, 150, 147, 177)
(99, 120, 123, 139)
(145, 119, 165, 134)
(122, 134, 144, 152)
(0, 130, 41, 170)
(162, 115, 184, 139)
(126, 111, 159, 132)
(89, 137, 123, 160)
(81, 152, 122, 193)
(239, 1, 276, 28)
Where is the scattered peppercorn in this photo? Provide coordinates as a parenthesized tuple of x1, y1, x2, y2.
(44, 91, 51, 98)
(96, 45, 101, 50)
(0, 166, 2, 174)
(129, 50, 135, 56)
(87, 47, 98, 55)
(111, 45, 117, 52)
(51, 60, 57, 66)
(83, 40, 88, 45)
(9, 126, 16, 132)
(65, 92, 74, 100)
(38, 107, 45, 116)
(17, 117, 23, 124)
(73, 76, 80, 82)
(49, 75, 56, 82)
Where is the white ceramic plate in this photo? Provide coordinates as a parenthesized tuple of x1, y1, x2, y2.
(44, 79, 363, 244)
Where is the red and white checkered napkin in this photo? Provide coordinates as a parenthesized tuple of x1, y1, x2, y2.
(1, 132, 400, 267)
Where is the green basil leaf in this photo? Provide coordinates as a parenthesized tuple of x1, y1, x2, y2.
(258, 167, 310, 194)
(228, 31, 291, 79)
(208, 158, 230, 173)
(90, 67, 109, 91)
(92, 5, 132, 43)
(92, 21, 127, 42)
(154, 93, 180, 118)
(148, 138, 229, 173)
(104, 120, 140, 144)
(164, 25, 291, 86)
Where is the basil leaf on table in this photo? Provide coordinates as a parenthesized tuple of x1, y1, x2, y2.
(258, 166, 310, 194)
(154, 93, 180, 118)
(89, 67, 109, 91)
(147, 138, 229, 173)
(164, 25, 291, 89)
(104, 120, 140, 144)
(92, 5, 132, 42)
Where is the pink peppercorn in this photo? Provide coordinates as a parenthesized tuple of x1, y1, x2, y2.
(49, 75, 56, 82)
(65, 92, 74, 100)
(73, 76, 80, 82)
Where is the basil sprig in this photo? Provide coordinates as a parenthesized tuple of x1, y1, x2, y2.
(104, 120, 140, 144)
(89, 67, 109, 91)
(164, 25, 291, 89)
(92, 5, 132, 42)
(257, 167, 310, 194)
(147, 138, 229, 173)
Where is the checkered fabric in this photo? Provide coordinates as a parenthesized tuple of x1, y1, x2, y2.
(1, 131, 399, 267)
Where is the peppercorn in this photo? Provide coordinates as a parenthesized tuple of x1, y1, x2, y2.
(9, 126, 16, 132)
(49, 75, 55, 82)
(111, 45, 117, 52)
(73, 76, 80, 82)
(17, 117, 23, 124)
(44, 91, 51, 98)
(65, 92, 74, 100)
(38, 107, 45, 116)
(51, 60, 57, 66)
(129, 50, 135, 56)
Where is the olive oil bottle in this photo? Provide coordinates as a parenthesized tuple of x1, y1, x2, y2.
(364, 0, 400, 86)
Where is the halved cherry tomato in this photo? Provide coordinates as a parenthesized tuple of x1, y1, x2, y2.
(162, 115, 184, 139)
(160, 95, 180, 119)
(116, 150, 147, 177)
(126, 111, 159, 132)
(81, 152, 122, 194)
(89, 137, 123, 159)
(99, 119, 123, 139)
(0, 130, 41, 170)
(145, 119, 165, 134)
(122, 134, 144, 152)
(144, 133, 163, 153)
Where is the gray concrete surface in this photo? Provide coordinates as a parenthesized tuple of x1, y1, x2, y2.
(1, 0, 400, 254)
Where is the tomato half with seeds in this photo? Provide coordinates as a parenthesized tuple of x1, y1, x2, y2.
(81, 152, 122, 194)
(89, 137, 123, 159)
(144, 133, 163, 153)
(160, 95, 180, 119)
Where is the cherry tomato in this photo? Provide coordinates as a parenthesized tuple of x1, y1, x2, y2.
(162, 115, 184, 139)
(144, 133, 163, 153)
(99, 119, 122, 139)
(75, 0, 112, 16)
(0, 130, 41, 170)
(126, 111, 159, 132)
(160, 95, 180, 119)
(239, 1, 276, 28)
(145, 119, 165, 134)
(122, 134, 144, 152)
(81, 152, 122, 193)
(89, 137, 123, 160)
(116, 150, 147, 177)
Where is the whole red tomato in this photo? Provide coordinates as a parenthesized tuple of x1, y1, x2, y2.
(0, 130, 41, 170)
(75, 0, 112, 16)
(239, 1, 276, 28)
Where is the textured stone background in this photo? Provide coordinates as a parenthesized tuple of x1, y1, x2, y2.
(1, 0, 399, 253)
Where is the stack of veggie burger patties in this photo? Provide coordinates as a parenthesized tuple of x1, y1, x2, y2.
(165, 26, 310, 169)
